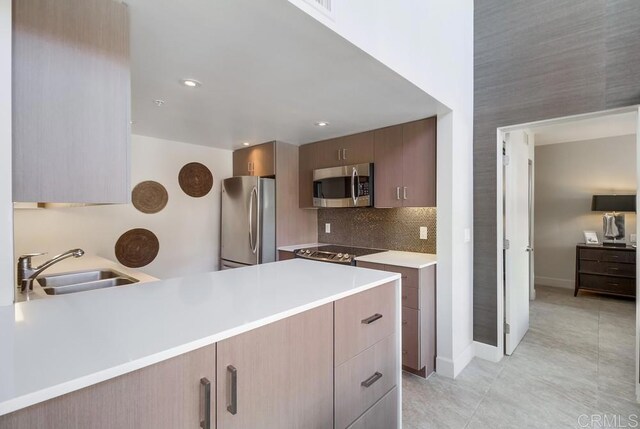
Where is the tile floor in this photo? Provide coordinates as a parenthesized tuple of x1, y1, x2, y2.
(403, 286, 639, 428)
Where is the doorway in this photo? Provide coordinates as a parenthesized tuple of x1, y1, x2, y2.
(498, 106, 640, 402)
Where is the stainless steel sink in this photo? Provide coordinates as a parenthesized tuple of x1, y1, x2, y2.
(36, 269, 139, 295)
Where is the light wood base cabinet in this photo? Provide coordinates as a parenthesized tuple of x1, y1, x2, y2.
(216, 303, 334, 429)
(347, 387, 398, 429)
(0, 344, 216, 429)
(0, 285, 399, 429)
(356, 262, 436, 377)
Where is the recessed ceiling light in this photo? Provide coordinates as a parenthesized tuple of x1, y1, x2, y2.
(181, 79, 202, 88)
(315, 121, 329, 127)
(154, 99, 165, 107)
(243, 142, 250, 146)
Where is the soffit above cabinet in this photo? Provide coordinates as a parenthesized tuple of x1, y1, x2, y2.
(125, 0, 441, 150)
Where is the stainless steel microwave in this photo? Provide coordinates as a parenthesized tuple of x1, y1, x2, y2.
(313, 163, 373, 208)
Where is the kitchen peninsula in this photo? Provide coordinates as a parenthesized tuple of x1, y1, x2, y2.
(0, 259, 401, 429)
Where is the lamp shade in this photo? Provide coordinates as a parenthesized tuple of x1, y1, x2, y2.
(591, 195, 636, 212)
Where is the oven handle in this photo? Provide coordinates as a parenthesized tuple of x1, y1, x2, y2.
(351, 167, 358, 206)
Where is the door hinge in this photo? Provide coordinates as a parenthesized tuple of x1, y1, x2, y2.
(503, 238, 510, 249)
(504, 322, 510, 334)
(502, 154, 510, 166)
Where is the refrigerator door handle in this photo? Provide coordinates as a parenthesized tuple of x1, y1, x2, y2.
(249, 186, 258, 254)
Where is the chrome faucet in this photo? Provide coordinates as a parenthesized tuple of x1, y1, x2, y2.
(17, 249, 85, 293)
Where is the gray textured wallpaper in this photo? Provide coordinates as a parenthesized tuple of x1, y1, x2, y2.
(474, 0, 640, 346)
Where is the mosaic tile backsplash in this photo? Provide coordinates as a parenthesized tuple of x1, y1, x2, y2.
(317, 207, 436, 253)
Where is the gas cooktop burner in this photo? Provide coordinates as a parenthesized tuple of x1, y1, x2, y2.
(294, 245, 386, 265)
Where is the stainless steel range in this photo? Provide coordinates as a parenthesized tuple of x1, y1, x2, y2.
(294, 245, 386, 266)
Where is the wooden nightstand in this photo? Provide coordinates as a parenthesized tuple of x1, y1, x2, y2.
(575, 244, 636, 298)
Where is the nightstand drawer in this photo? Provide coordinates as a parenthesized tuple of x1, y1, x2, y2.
(579, 274, 635, 296)
(580, 260, 635, 277)
(601, 251, 635, 263)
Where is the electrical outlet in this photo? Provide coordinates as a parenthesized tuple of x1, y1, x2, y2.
(325, 223, 331, 234)
(631, 234, 637, 243)
(420, 226, 428, 240)
(464, 228, 472, 243)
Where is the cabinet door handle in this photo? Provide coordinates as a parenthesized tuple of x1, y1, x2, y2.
(609, 267, 619, 271)
(402, 320, 408, 325)
(361, 313, 383, 324)
(396, 187, 400, 200)
(343, 148, 347, 160)
(200, 378, 211, 429)
(338, 149, 342, 160)
(361, 371, 383, 388)
(402, 295, 408, 299)
(226, 365, 238, 415)
(403, 186, 408, 200)
(608, 282, 620, 286)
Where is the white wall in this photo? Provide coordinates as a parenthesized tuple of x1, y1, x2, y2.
(288, 0, 475, 377)
(13, 135, 232, 280)
(0, 0, 13, 306)
(534, 135, 637, 288)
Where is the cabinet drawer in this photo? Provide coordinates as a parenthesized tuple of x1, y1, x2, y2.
(580, 260, 635, 277)
(579, 274, 635, 296)
(346, 386, 398, 429)
(335, 282, 396, 366)
(401, 307, 419, 370)
(277, 250, 295, 261)
(601, 251, 635, 263)
(402, 285, 419, 310)
(579, 248, 603, 261)
(335, 335, 397, 429)
(384, 266, 419, 289)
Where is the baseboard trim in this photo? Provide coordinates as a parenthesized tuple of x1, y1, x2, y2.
(474, 341, 504, 363)
(436, 342, 475, 379)
(535, 276, 574, 289)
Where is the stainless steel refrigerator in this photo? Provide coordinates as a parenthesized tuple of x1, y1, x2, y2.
(220, 176, 275, 269)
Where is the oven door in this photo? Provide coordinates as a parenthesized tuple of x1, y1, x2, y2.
(313, 163, 373, 208)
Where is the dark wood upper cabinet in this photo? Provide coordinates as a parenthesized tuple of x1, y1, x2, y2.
(299, 118, 435, 209)
(373, 125, 404, 208)
(373, 117, 436, 208)
(402, 117, 436, 207)
(232, 141, 275, 177)
(298, 143, 317, 209)
(12, 0, 131, 203)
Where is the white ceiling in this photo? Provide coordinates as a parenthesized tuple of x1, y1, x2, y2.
(126, 0, 440, 150)
(532, 111, 637, 146)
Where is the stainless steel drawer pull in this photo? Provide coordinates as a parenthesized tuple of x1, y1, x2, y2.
(227, 365, 238, 415)
(361, 313, 383, 324)
(609, 267, 619, 271)
(200, 377, 211, 429)
(361, 372, 383, 388)
(396, 187, 400, 200)
(403, 187, 408, 200)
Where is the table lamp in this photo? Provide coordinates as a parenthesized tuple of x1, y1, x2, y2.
(591, 194, 636, 247)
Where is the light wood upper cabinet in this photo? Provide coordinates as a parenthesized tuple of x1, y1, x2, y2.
(232, 141, 275, 177)
(12, 0, 131, 204)
(373, 125, 404, 208)
(402, 118, 436, 207)
(0, 344, 217, 429)
(373, 117, 436, 208)
(216, 303, 334, 429)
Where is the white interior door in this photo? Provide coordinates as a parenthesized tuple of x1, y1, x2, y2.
(504, 130, 531, 355)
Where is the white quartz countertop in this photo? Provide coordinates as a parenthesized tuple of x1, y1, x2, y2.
(355, 250, 437, 269)
(0, 259, 399, 416)
(277, 243, 328, 252)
